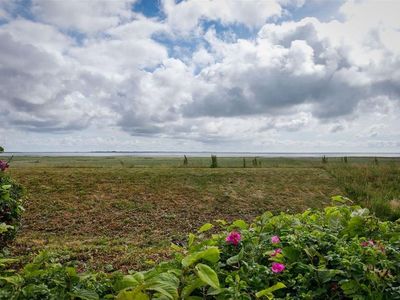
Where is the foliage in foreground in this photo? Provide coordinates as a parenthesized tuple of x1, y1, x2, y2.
(1, 201, 400, 299)
(0, 148, 24, 249)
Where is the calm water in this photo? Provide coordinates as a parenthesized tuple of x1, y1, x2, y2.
(4, 152, 400, 158)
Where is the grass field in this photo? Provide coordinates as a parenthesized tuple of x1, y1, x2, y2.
(2, 155, 400, 272)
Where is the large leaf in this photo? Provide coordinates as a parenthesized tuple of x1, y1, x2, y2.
(226, 248, 244, 266)
(69, 288, 99, 300)
(146, 272, 179, 300)
(256, 282, 286, 298)
(282, 247, 301, 263)
(114, 275, 139, 291)
(231, 219, 248, 230)
(182, 247, 220, 267)
(195, 263, 220, 289)
(198, 223, 214, 233)
(181, 278, 205, 298)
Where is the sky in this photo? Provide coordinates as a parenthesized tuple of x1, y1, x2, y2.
(0, 0, 400, 152)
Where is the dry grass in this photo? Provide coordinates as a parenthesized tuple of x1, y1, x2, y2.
(8, 163, 341, 272)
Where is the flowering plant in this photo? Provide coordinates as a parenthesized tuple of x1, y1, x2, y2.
(0, 147, 23, 249)
(1, 201, 399, 299)
(225, 231, 241, 246)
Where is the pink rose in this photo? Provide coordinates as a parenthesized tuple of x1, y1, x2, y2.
(361, 240, 375, 247)
(226, 231, 241, 246)
(0, 160, 9, 171)
(271, 248, 282, 257)
(271, 235, 280, 244)
(271, 262, 285, 273)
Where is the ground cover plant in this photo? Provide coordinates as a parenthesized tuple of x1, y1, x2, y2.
(0, 148, 23, 249)
(0, 202, 399, 299)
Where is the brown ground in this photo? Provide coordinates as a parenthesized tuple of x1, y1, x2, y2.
(8, 165, 341, 272)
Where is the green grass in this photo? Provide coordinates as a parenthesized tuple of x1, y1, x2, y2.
(326, 161, 400, 220)
(2, 155, 400, 272)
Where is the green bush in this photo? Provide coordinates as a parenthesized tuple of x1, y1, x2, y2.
(0, 148, 24, 249)
(211, 155, 218, 168)
(1, 201, 399, 299)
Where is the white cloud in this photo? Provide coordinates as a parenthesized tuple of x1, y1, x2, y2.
(1, 0, 400, 152)
(162, 0, 283, 33)
(31, 0, 136, 33)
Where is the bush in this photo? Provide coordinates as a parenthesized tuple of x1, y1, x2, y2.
(0, 148, 24, 250)
(211, 155, 218, 168)
(1, 201, 399, 299)
(0, 251, 115, 300)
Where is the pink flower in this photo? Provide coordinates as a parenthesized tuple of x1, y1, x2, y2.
(271, 248, 282, 257)
(271, 235, 280, 244)
(0, 160, 9, 171)
(271, 262, 285, 273)
(361, 240, 375, 247)
(226, 231, 241, 246)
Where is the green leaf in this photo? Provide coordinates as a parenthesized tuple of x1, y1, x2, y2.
(195, 263, 220, 289)
(0, 222, 14, 234)
(116, 290, 149, 300)
(232, 219, 248, 230)
(170, 243, 183, 252)
(207, 286, 223, 296)
(0, 275, 23, 286)
(344, 216, 364, 236)
(182, 247, 220, 267)
(282, 247, 301, 263)
(226, 248, 244, 265)
(69, 288, 99, 300)
(0, 258, 18, 268)
(188, 233, 195, 248)
(215, 219, 227, 225)
(181, 278, 205, 298)
(256, 282, 286, 298)
(340, 280, 359, 296)
(198, 223, 214, 233)
(317, 269, 344, 283)
(146, 272, 179, 300)
(114, 275, 139, 292)
(331, 195, 352, 204)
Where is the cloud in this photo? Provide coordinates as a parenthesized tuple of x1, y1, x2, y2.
(181, 13, 400, 123)
(0, 0, 399, 151)
(162, 0, 283, 33)
(31, 0, 136, 34)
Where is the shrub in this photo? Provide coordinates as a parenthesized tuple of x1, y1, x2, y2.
(211, 155, 218, 168)
(1, 201, 399, 299)
(0, 148, 24, 250)
(0, 251, 115, 299)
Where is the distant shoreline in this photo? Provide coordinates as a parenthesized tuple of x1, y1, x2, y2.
(3, 151, 400, 158)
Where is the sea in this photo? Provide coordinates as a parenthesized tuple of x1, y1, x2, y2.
(3, 152, 400, 158)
